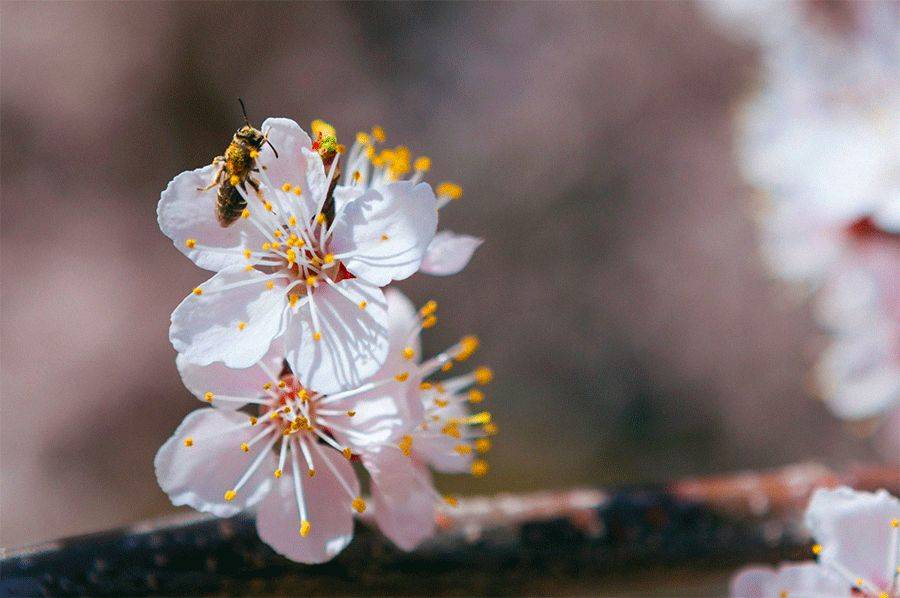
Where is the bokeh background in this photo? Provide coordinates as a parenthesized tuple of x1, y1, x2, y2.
(0, 1, 880, 548)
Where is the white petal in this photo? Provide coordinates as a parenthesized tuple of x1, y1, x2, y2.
(158, 166, 268, 272)
(730, 562, 845, 598)
(414, 393, 474, 473)
(176, 345, 284, 410)
(385, 287, 421, 362)
(154, 409, 274, 517)
(284, 279, 389, 394)
(330, 181, 438, 286)
(364, 447, 436, 551)
(420, 230, 483, 276)
(255, 445, 357, 564)
(805, 486, 900, 586)
(170, 267, 286, 368)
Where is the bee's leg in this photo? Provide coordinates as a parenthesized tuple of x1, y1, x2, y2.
(197, 163, 225, 192)
(245, 175, 263, 199)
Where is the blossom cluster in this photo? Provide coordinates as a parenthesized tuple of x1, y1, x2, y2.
(155, 117, 492, 563)
(706, 2, 899, 459)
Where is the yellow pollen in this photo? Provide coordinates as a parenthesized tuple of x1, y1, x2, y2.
(288, 215, 297, 227)
(474, 367, 494, 385)
(263, 382, 272, 390)
(185, 239, 197, 249)
(779, 592, 788, 598)
(289, 294, 299, 307)
(811, 544, 822, 555)
(298, 389, 309, 401)
(241, 208, 250, 219)
(266, 281, 275, 290)
(855, 579, 863, 588)
(263, 201, 273, 212)
(262, 242, 271, 251)
(878, 593, 888, 598)
(249, 150, 259, 159)
(471, 460, 489, 477)
(346, 410, 356, 417)
(352, 497, 367, 513)
(398, 434, 413, 456)
(414, 156, 432, 172)
(274, 469, 282, 478)
(250, 416, 258, 426)
(483, 422, 499, 435)
(183, 437, 194, 447)
(456, 336, 480, 361)
(292, 186, 302, 196)
(891, 518, 899, 528)
(465, 411, 492, 425)
(229, 175, 240, 186)
(240, 442, 249, 452)
(475, 438, 492, 454)
(316, 213, 326, 224)
(336, 143, 346, 154)
(269, 411, 279, 420)
(441, 421, 461, 439)
(307, 468, 316, 477)
(436, 182, 463, 200)
(313, 331, 322, 342)
(353, 170, 361, 182)
(422, 315, 438, 329)
(243, 249, 252, 259)
(420, 382, 433, 391)
(311, 119, 336, 139)
(285, 249, 297, 263)
(356, 132, 370, 144)
(193, 287, 203, 296)
(282, 183, 292, 192)
(371, 126, 386, 142)
(238, 321, 247, 331)
(224, 490, 237, 501)
(358, 301, 367, 310)
(441, 361, 454, 372)
(402, 347, 415, 360)
(324, 253, 334, 264)
(365, 145, 376, 159)
(454, 443, 472, 455)
(444, 495, 459, 507)
(434, 398, 449, 408)
(381, 233, 390, 241)
(273, 229, 283, 238)
(204, 392, 214, 403)
(394, 372, 410, 382)
(342, 447, 353, 460)
(244, 264, 253, 272)
(420, 300, 438, 317)
(299, 520, 311, 537)
(306, 275, 318, 286)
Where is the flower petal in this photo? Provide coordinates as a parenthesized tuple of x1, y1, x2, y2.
(420, 230, 483, 276)
(285, 279, 389, 394)
(330, 181, 438, 286)
(729, 562, 845, 598)
(158, 166, 268, 271)
(170, 266, 286, 368)
(255, 444, 357, 564)
(805, 486, 900, 587)
(176, 343, 284, 409)
(154, 409, 274, 517)
(364, 447, 436, 551)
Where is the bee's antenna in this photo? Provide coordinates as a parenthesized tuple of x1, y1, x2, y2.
(238, 98, 250, 126)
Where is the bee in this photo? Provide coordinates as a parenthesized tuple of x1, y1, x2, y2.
(199, 99, 279, 227)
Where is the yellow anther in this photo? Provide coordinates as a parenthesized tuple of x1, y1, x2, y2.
(483, 422, 498, 435)
(323, 253, 334, 264)
(316, 213, 326, 224)
(381, 233, 390, 241)
(444, 495, 459, 507)
(204, 392, 214, 403)
(436, 182, 463, 200)
(402, 347, 415, 360)
(353, 170, 362, 182)
(229, 174, 240, 186)
(243, 249, 252, 259)
(878, 593, 889, 598)
(241, 208, 250, 219)
(414, 156, 432, 172)
(434, 398, 449, 408)
(371, 126, 386, 142)
(855, 579, 863, 588)
(441, 361, 454, 372)
(420, 382, 433, 391)
(456, 336, 479, 361)
(273, 229, 283, 238)
(282, 183, 292, 192)
(336, 143, 346, 154)
(346, 410, 356, 417)
(441, 421, 461, 439)
(399, 434, 413, 456)
(471, 460, 489, 477)
(474, 367, 493, 385)
(356, 132, 370, 144)
(250, 416, 258, 426)
(365, 145, 376, 159)
(224, 490, 237, 502)
(299, 520, 311, 537)
(475, 438, 492, 454)
(266, 280, 275, 290)
(891, 519, 899, 528)
(263, 382, 272, 390)
(422, 315, 438, 329)
(358, 301, 367, 310)
(193, 287, 203, 296)
(779, 592, 788, 598)
(185, 239, 197, 249)
(263, 201, 273, 212)
(307, 468, 316, 478)
(237, 321, 247, 331)
(298, 389, 309, 401)
(289, 294, 299, 307)
(287, 215, 297, 227)
(465, 411, 492, 425)
(420, 300, 438, 317)
(183, 437, 194, 447)
(352, 497, 367, 513)
(342, 447, 353, 460)
(811, 544, 822, 555)
(306, 275, 318, 286)
(292, 186, 302, 196)
(454, 443, 472, 456)
(394, 372, 410, 382)
(311, 119, 336, 139)
(240, 442, 249, 453)
(269, 411, 279, 419)
(313, 331, 322, 342)
(244, 264, 254, 272)
(296, 237, 306, 248)
(274, 469, 283, 479)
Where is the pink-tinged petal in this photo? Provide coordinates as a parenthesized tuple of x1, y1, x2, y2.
(805, 486, 900, 587)
(158, 166, 268, 272)
(284, 279, 389, 394)
(170, 267, 286, 368)
(730, 562, 845, 597)
(413, 395, 474, 473)
(154, 409, 274, 517)
(176, 345, 283, 410)
(421, 230, 483, 276)
(873, 196, 900, 234)
(729, 565, 776, 598)
(364, 447, 436, 551)
(330, 181, 438, 286)
(256, 445, 357, 564)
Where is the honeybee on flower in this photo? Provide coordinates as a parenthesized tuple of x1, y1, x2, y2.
(159, 117, 481, 393)
(155, 290, 495, 562)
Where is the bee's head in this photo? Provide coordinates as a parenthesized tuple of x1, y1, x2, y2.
(236, 125, 266, 149)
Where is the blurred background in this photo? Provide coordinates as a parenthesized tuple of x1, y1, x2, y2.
(0, 1, 888, 548)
